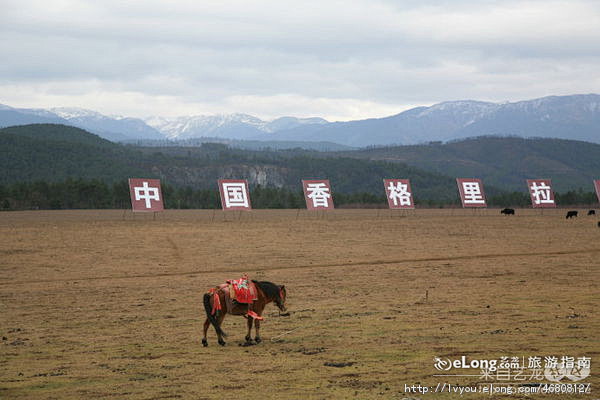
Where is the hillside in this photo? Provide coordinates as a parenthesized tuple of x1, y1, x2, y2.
(0, 124, 117, 147)
(2, 125, 597, 201)
(0, 124, 463, 201)
(334, 136, 600, 192)
(0, 124, 147, 183)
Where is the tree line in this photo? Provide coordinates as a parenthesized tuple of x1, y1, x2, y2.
(0, 179, 597, 211)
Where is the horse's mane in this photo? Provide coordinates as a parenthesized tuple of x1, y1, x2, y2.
(252, 280, 280, 300)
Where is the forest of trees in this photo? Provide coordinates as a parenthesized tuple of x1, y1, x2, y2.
(0, 178, 597, 211)
(1, 125, 599, 210)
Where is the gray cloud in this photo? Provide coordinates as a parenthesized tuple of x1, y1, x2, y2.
(1, 0, 600, 120)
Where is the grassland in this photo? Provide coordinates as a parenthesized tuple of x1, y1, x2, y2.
(1, 209, 599, 399)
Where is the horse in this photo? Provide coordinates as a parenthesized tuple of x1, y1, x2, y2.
(202, 280, 287, 347)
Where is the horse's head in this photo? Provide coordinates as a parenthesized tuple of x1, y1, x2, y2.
(275, 285, 288, 314)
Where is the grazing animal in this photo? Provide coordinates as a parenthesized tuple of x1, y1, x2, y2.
(598, 221, 600, 228)
(588, 210, 596, 216)
(500, 208, 515, 215)
(566, 210, 578, 219)
(202, 279, 287, 347)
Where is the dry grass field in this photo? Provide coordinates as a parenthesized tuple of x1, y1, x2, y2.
(1, 209, 599, 399)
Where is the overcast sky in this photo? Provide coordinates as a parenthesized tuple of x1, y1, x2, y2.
(2, 0, 600, 121)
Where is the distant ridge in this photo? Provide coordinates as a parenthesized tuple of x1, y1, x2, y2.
(1, 94, 599, 147)
(51, 107, 165, 141)
(271, 94, 600, 146)
(126, 137, 355, 151)
(143, 114, 329, 140)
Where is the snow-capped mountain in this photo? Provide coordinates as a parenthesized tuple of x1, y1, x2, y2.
(271, 94, 600, 146)
(453, 94, 600, 143)
(0, 105, 164, 141)
(144, 114, 328, 140)
(0, 104, 69, 128)
(416, 100, 499, 124)
(0, 104, 330, 142)
(145, 113, 266, 140)
(263, 116, 328, 133)
(51, 107, 105, 119)
(51, 107, 165, 141)
(1, 94, 599, 146)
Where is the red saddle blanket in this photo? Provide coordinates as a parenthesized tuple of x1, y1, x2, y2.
(226, 276, 257, 304)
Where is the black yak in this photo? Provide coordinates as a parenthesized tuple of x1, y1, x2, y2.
(566, 211, 578, 219)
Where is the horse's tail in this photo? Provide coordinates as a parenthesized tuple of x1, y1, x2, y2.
(203, 291, 227, 338)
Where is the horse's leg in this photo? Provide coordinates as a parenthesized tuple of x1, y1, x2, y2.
(245, 316, 254, 343)
(202, 291, 215, 347)
(202, 318, 210, 347)
(254, 319, 262, 344)
(216, 313, 226, 346)
(253, 302, 265, 344)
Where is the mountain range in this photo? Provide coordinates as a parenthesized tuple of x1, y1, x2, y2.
(0, 105, 164, 142)
(144, 114, 328, 140)
(1, 94, 599, 147)
(0, 104, 329, 144)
